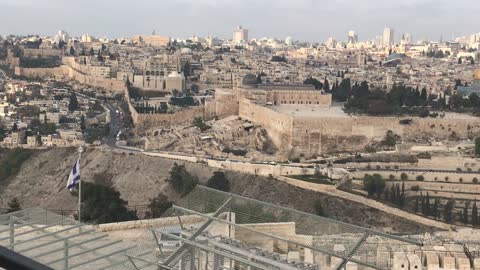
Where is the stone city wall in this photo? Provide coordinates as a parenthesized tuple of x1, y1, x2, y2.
(15, 66, 69, 79)
(292, 116, 480, 156)
(14, 64, 126, 92)
(66, 66, 126, 92)
(239, 99, 294, 149)
(207, 159, 315, 176)
(240, 100, 480, 156)
(125, 87, 238, 128)
(22, 48, 63, 57)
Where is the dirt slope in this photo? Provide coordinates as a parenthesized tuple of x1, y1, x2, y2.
(0, 147, 433, 234)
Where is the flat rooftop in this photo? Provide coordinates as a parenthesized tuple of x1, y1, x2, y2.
(270, 105, 480, 120)
(270, 105, 351, 118)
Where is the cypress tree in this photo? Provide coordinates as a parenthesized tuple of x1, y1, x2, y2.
(463, 202, 469, 225)
(414, 197, 419, 213)
(472, 200, 478, 226)
(425, 193, 431, 216)
(432, 198, 439, 219)
(421, 193, 426, 215)
(400, 182, 406, 207)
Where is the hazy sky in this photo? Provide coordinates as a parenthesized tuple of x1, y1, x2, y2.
(1, 0, 478, 42)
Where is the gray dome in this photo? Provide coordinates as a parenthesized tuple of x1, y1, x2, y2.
(242, 74, 258, 85)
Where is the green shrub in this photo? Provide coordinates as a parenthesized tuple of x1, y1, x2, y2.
(411, 185, 420, 191)
(167, 163, 197, 195)
(74, 182, 137, 224)
(416, 175, 425, 181)
(0, 148, 31, 182)
(313, 200, 325, 216)
(207, 171, 230, 192)
(363, 174, 385, 197)
(193, 117, 211, 132)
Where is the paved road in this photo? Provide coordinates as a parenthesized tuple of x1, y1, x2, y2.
(102, 102, 125, 148)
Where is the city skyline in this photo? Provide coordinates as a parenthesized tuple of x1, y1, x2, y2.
(1, 0, 479, 42)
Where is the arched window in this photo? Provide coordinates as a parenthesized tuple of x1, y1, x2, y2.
(156, 71, 160, 76)
(146, 71, 150, 76)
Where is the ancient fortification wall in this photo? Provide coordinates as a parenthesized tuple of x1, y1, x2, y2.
(124, 86, 206, 128)
(132, 106, 205, 128)
(15, 64, 126, 92)
(239, 99, 294, 149)
(239, 101, 480, 156)
(66, 67, 126, 92)
(295, 116, 480, 156)
(22, 48, 63, 57)
(15, 66, 69, 78)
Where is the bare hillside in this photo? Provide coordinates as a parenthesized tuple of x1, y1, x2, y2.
(0, 147, 433, 234)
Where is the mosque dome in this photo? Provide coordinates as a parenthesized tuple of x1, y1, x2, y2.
(242, 74, 258, 85)
(180, 48, 192, 54)
(168, 71, 183, 78)
(474, 69, 480, 80)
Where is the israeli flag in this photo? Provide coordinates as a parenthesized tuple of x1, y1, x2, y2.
(66, 158, 81, 191)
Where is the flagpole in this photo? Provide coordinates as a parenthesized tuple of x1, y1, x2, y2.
(78, 146, 83, 223)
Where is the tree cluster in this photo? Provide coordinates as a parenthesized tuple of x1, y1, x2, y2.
(73, 182, 137, 224)
(461, 200, 480, 226)
(415, 193, 455, 222)
(270, 55, 287, 62)
(207, 171, 230, 192)
(19, 56, 60, 68)
(0, 148, 31, 182)
(384, 182, 406, 207)
(192, 117, 211, 132)
(145, 193, 172, 219)
(363, 174, 385, 197)
(425, 50, 450, 58)
(68, 92, 79, 112)
(475, 137, 480, 157)
(134, 102, 168, 114)
(167, 163, 197, 195)
(169, 96, 197, 107)
(341, 79, 480, 115)
(303, 77, 324, 90)
(28, 119, 57, 136)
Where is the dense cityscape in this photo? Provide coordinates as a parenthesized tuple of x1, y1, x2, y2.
(0, 8, 480, 270)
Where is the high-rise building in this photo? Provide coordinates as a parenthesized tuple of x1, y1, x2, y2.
(326, 37, 338, 48)
(81, 34, 92, 43)
(383, 28, 394, 46)
(401, 33, 412, 44)
(233, 26, 248, 44)
(347, 31, 358, 45)
(285, 36, 293, 46)
(54, 30, 69, 44)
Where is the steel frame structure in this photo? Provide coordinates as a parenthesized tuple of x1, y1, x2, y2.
(0, 209, 136, 270)
(0, 187, 424, 270)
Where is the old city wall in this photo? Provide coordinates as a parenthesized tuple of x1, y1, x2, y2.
(291, 116, 480, 156)
(207, 159, 314, 176)
(22, 48, 63, 57)
(132, 106, 206, 128)
(213, 89, 239, 118)
(14, 64, 126, 92)
(239, 99, 294, 150)
(66, 66, 126, 92)
(124, 82, 207, 128)
(15, 66, 69, 79)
